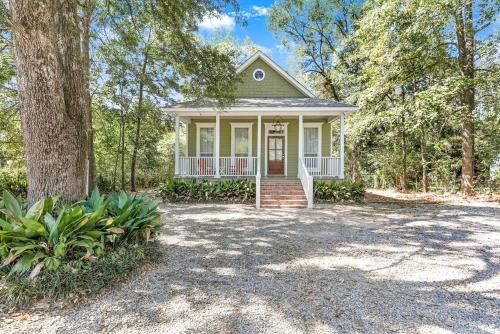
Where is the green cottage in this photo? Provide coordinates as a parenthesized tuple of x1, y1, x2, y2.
(166, 51, 358, 208)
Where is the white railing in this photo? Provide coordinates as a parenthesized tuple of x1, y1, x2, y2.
(255, 171, 261, 209)
(179, 157, 216, 177)
(178, 157, 257, 177)
(219, 157, 257, 177)
(303, 156, 341, 177)
(299, 158, 313, 208)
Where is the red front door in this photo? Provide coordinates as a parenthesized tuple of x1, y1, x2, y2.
(268, 136, 285, 175)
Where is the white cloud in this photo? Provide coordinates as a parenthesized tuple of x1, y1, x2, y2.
(199, 13, 235, 32)
(252, 6, 269, 16)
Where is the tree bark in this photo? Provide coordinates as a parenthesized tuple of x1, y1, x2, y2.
(455, 0, 475, 195)
(130, 52, 149, 192)
(81, 0, 96, 191)
(10, 0, 89, 204)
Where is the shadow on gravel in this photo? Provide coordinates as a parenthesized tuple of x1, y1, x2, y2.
(11, 202, 498, 334)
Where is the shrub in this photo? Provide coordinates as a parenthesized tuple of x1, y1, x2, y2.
(0, 170, 27, 198)
(157, 179, 255, 203)
(0, 242, 160, 308)
(314, 180, 365, 202)
(0, 188, 162, 278)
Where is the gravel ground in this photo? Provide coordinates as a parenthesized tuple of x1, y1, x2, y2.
(2, 202, 499, 334)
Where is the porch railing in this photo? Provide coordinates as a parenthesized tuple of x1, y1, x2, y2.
(219, 157, 257, 176)
(303, 156, 341, 177)
(178, 156, 257, 177)
(299, 158, 313, 208)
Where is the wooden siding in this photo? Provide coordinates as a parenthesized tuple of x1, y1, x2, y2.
(187, 118, 332, 177)
(235, 58, 307, 98)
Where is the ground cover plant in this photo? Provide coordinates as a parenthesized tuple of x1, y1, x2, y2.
(157, 179, 255, 203)
(0, 188, 162, 307)
(314, 180, 365, 203)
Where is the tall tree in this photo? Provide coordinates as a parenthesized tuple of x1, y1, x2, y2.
(9, 0, 89, 204)
(81, 0, 97, 190)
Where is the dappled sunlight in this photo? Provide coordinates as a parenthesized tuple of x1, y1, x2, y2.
(4, 202, 499, 333)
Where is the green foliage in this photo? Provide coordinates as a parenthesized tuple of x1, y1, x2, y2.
(0, 242, 160, 308)
(0, 189, 161, 278)
(270, 0, 500, 192)
(314, 180, 365, 203)
(0, 169, 27, 198)
(157, 179, 255, 203)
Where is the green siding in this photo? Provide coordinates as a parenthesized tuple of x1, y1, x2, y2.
(187, 118, 331, 176)
(236, 58, 307, 98)
(322, 122, 331, 156)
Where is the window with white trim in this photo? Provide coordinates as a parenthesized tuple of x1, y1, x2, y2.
(304, 127, 319, 157)
(231, 123, 253, 157)
(253, 69, 265, 81)
(199, 127, 214, 157)
(234, 128, 249, 156)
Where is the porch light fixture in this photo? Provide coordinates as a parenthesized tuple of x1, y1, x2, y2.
(271, 117, 284, 134)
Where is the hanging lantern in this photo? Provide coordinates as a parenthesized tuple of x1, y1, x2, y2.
(272, 117, 284, 134)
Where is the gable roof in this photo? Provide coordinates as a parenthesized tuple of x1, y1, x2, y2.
(236, 51, 315, 98)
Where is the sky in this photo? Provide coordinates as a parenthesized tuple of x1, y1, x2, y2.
(197, 1, 294, 69)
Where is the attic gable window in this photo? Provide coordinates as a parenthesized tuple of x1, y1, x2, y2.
(253, 69, 265, 81)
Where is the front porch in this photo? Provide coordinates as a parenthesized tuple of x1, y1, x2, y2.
(176, 156, 342, 178)
(173, 113, 346, 179)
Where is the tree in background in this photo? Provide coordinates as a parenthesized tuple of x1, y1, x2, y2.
(270, 0, 499, 194)
(2, 0, 241, 202)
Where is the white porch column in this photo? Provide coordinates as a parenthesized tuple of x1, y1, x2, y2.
(257, 113, 262, 174)
(174, 115, 180, 175)
(215, 112, 220, 178)
(340, 112, 345, 179)
(298, 114, 304, 176)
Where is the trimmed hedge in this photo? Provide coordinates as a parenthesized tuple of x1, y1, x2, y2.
(157, 179, 255, 203)
(314, 180, 365, 202)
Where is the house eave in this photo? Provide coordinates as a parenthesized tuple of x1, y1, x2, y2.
(165, 107, 358, 117)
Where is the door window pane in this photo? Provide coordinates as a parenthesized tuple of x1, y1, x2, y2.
(200, 127, 214, 157)
(275, 150, 282, 160)
(235, 128, 249, 157)
(270, 150, 275, 160)
(276, 138, 283, 149)
(270, 138, 275, 149)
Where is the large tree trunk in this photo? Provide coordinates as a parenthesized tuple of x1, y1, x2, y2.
(10, 0, 89, 204)
(130, 52, 149, 192)
(81, 0, 96, 191)
(455, 0, 475, 195)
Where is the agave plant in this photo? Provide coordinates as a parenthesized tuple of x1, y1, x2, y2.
(0, 190, 107, 277)
(107, 191, 162, 242)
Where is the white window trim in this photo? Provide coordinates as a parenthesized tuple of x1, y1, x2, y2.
(196, 123, 216, 157)
(264, 122, 288, 176)
(253, 68, 265, 81)
(303, 123, 323, 157)
(303, 122, 323, 172)
(231, 122, 253, 157)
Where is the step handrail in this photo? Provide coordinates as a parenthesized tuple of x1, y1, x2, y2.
(299, 158, 313, 208)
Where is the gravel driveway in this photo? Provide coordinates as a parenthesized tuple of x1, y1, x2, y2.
(2, 202, 499, 334)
